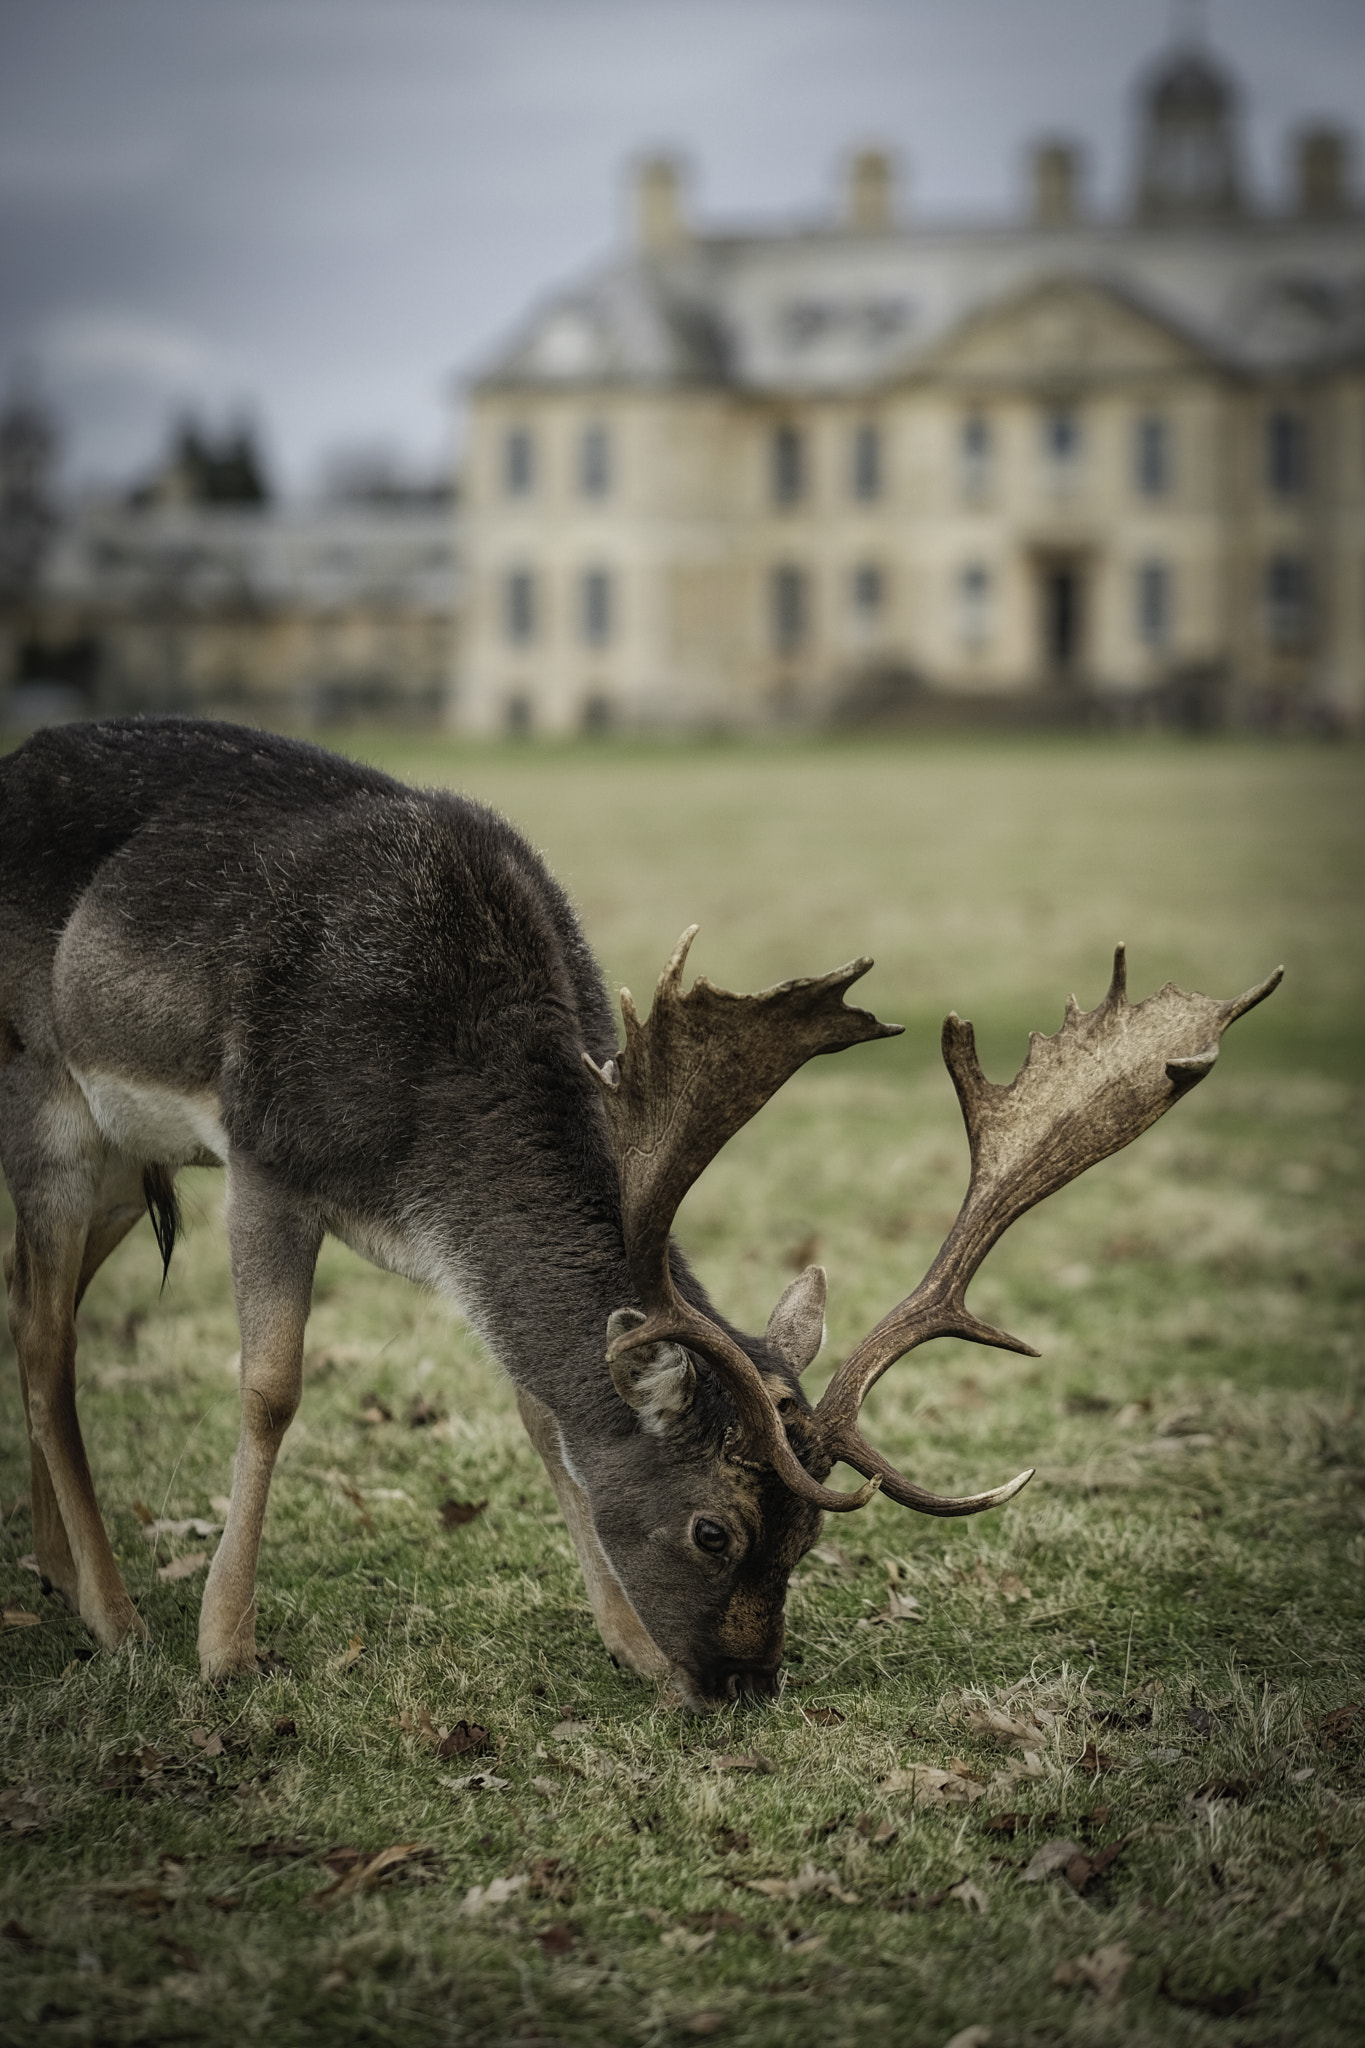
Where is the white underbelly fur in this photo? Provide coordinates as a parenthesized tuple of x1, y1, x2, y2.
(71, 1068, 230, 1166)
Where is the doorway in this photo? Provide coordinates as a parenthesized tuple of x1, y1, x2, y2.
(1040, 560, 1084, 677)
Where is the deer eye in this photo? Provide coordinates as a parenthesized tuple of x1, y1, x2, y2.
(692, 1517, 730, 1555)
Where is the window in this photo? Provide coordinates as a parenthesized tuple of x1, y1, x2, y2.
(772, 565, 808, 651)
(1266, 409, 1309, 497)
(505, 569, 536, 644)
(1134, 414, 1170, 497)
(1136, 560, 1171, 648)
(1043, 406, 1081, 465)
(505, 693, 533, 737)
(1265, 554, 1311, 647)
(503, 427, 534, 496)
(958, 562, 992, 649)
(851, 562, 884, 618)
(579, 423, 611, 498)
(961, 413, 992, 496)
(581, 567, 612, 647)
(851, 422, 881, 502)
(772, 425, 805, 505)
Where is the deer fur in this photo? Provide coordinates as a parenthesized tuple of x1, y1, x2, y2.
(0, 719, 824, 1708)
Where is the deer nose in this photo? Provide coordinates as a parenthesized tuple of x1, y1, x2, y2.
(699, 1656, 781, 1703)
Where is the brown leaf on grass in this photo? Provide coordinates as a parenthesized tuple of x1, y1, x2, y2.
(1, 1607, 41, 1628)
(154, 1933, 201, 1972)
(800, 1707, 845, 1727)
(336, 1484, 376, 1533)
(525, 1856, 577, 1904)
(460, 1873, 527, 1916)
(336, 1636, 364, 1670)
(139, 1517, 220, 1544)
(1317, 1703, 1363, 1749)
(946, 1878, 988, 1914)
(311, 1842, 431, 1904)
(132, 1499, 155, 1525)
(1073, 1740, 1118, 1774)
(17, 1555, 41, 1579)
(439, 1770, 511, 1793)
(189, 1728, 224, 1757)
(855, 1813, 897, 1845)
(997, 1574, 1031, 1603)
(1054, 1940, 1133, 2002)
(682, 2014, 728, 2039)
(967, 1708, 1047, 1751)
(859, 1589, 925, 1626)
(715, 1828, 751, 1854)
(745, 1861, 860, 1906)
(0, 1789, 50, 1834)
(245, 1838, 313, 1861)
(983, 1812, 1030, 1837)
(1191, 1777, 1251, 1805)
(407, 1394, 445, 1428)
(1158, 1969, 1258, 2019)
(1078, 1803, 1111, 1830)
(1021, 1839, 1085, 1883)
(1065, 1841, 1128, 1893)
(358, 1391, 393, 1425)
(440, 1498, 488, 1529)
(685, 1910, 748, 1934)
(437, 1720, 493, 1761)
(536, 1920, 576, 1956)
(712, 1754, 773, 1775)
(274, 1716, 297, 1738)
(156, 1552, 208, 1582)
(881, 1764, 985, 1807)
(550, 1717, 592, 1740)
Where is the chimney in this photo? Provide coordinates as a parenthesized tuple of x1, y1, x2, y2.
(1031, 140, 1082, 225)
(635, 155, 688, 252)
(846, 148, 896, 232)
(1295, 126, 1352, 216)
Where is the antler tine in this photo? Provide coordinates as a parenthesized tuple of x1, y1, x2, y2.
(583, 926, 901, 1509)
(814, 949, 1283, 1513)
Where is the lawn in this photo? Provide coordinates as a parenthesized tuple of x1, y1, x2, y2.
(2, 732, 1363, 2047)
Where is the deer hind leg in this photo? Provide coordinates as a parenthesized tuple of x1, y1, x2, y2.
(6, 1200, 148, 1650)
(6, 1157, 147, 1609)
(199, 1153, 320, 1681)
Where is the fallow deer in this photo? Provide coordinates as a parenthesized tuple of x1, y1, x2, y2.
(0, 719, 1280, 1708)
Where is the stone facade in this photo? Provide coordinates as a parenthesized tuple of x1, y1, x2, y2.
(457, 45, 1365, 733)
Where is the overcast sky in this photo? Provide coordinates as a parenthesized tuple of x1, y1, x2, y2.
(2, 0, 1362, 496)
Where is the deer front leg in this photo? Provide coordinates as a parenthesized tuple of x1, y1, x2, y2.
(6, 1216, 147, 1647)
(199, 1155, 319, 1680)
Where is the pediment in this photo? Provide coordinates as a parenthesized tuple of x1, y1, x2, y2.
(918, 274, 1215, 383)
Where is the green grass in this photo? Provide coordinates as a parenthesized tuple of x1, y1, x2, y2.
(2, 733, 1364, 2045)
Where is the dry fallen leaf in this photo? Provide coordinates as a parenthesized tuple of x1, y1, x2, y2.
(1054, 1940, 1133, 2002)
(336, 1636, 364, 1670)
(357, 1391, 394, 1425)
(439, 1771, 510, 1793)
(946, 1878, 988, 1915)
(745, 1860, 859, 1906)
(550, 1718, 593, 1740)
(2, 1607, 41, 1628)
(437, 1720, 493, 1761)
(440, 1498, 488, 1529)
(0, 1789, 49, 1835)
(1021, 1839, 1085, 1883)
(856, 1813, 897, 1844)
(881, 1764, 985, 1807)
(311, 1843, 429, 1903)
(860, 1589, 925, 1626)
(682, 2015, 728, 2039)
(660, 1926, 714, 1954)
(139, 1517, 220, 1545)
(801, 1707, 845, 1727)
(132, 1500, 155, 1525)
(536, 1920, 576, 1956)
(188, 1728, 224, 1757)
(711, 1754, 773, 1775)
(966, 1708, 1046, 1752)
(460, 1873, 527, 1916)
(156, 1552, 208, 1582)
(943, 2029, 992, 2048)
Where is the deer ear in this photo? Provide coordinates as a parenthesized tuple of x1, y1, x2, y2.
(606, 1309, 697, 1435)
(765, 1266, 827, 1376)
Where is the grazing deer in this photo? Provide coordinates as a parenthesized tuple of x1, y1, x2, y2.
(0, 720, 1280, 1708)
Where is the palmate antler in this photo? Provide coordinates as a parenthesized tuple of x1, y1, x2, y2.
(586, 933, 1282, 1519)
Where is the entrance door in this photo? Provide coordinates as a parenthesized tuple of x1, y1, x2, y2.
(1042, 562, 1084, 676)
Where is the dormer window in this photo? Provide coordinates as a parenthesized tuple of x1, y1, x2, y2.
(961, 413, 993, 497)
(1134, 414, 1171, 497)
(1266, 409, 1309, 497)
(1043, 406, 1081, 466)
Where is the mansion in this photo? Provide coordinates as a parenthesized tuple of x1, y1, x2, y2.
(456, 43, 1365, 732)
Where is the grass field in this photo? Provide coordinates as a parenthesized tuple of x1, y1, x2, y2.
(2, 732, 1363, 2046)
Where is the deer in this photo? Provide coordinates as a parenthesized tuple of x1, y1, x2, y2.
(0, 718, 1280, 1709)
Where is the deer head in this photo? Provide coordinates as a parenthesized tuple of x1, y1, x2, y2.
(575, 930, 1280, 1711)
